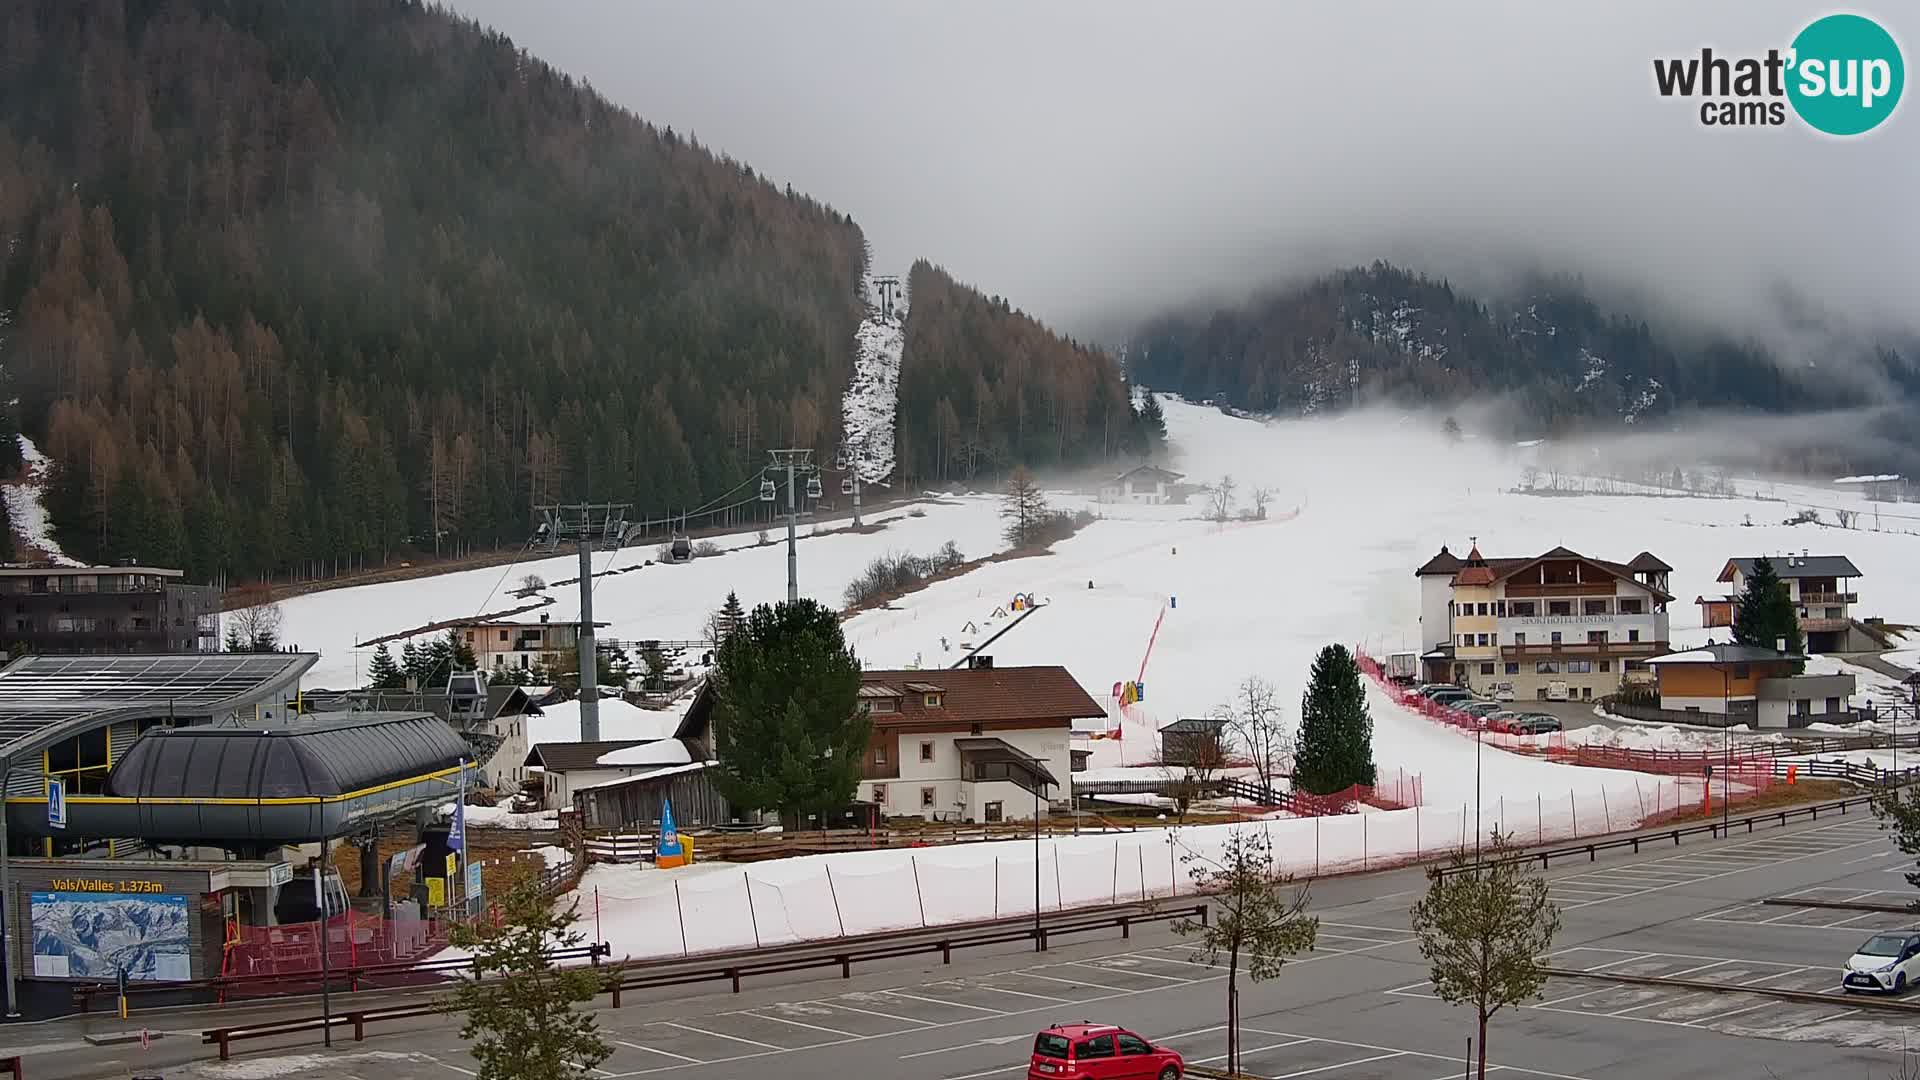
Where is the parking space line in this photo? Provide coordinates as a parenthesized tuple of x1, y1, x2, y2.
(962, 983, 1072, 1004)
(1698, 1000, 1774, 1025)
(1535, 986, 1612, 1008)
(822, 1000, 933, 1025)
(1236, 1029, 1599, 1080)
(1188, 1038, 1315, 1066)
(615, 1039, 707, 1065)
(658, 1022, 781, 1051)
(749, 1011, 867, 1038)
(1017, 970, 1133, 992)
(1269, 1051, 1407, 1077)
(1116, 950, 1212, 969)
(882, 989, 1006, 1014)
(1066, 961, 1192, 982)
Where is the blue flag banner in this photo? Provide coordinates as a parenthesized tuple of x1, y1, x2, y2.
(656, 798, 683, 861)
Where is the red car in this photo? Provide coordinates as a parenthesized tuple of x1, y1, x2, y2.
(1028, 1022, 1184, 1079)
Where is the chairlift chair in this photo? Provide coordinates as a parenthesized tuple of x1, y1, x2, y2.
(805, 476, 823, 500)
(834, 449, 849, 470)
(841, 477, 855, 495)
(669, 535, 693, 562)
(758, 477, 776, 502)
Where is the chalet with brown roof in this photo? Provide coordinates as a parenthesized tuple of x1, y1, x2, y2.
(1415, 543, 1673, 701)
(677, 657, 1103, 823)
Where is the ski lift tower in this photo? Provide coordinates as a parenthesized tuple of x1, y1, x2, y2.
(534, 502, 629, 741)
(762, 450, 821, 603)
(874, 275, 902, 319)
(835, 437, 868, 528)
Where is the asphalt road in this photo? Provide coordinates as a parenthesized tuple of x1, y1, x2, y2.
(9, 805, 1920, 1080)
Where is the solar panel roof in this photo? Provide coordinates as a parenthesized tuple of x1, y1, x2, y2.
(0, 653, 317, 762)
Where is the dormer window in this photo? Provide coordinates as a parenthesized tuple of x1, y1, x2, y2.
(924, 693, 943, 708)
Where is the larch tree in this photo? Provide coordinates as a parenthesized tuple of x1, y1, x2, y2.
(1000, 466, 1050, 547)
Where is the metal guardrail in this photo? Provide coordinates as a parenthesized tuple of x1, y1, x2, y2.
(1761, 896, 1915, 915)
(76, 944, 609, 1013)
(199, 902, 1207, 1060)
(1434, 795, 1878, 878)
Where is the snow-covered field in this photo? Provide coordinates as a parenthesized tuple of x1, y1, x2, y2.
(288, 396, 1920, 813)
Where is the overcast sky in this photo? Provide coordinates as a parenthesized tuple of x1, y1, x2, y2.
(444, 2, 1916, 346)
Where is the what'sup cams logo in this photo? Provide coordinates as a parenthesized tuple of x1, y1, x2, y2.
(1654, 13, 1904, 134)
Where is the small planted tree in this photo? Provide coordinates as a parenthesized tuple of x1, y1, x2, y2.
(1872, 785, 1920, 900)
(1174, 827, 1318, 1072)
(448, 871, 611, 1080)
(1408, 831, 1562, 1080)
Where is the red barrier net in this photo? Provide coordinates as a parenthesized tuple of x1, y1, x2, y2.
(221, 909, 447, 980)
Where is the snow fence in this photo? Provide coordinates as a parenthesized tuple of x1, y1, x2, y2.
(579, 772, 1692, 962)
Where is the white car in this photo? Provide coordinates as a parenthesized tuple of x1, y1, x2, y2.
(1842, 931, 1920, 993)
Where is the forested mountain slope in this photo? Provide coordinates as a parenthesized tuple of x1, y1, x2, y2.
(1128, 263, 1920, 472)
(0, 0, 868, 580)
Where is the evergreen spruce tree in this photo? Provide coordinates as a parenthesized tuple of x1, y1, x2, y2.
(446, 628, 478, 671)
(367, 643, 405, 689)
(1732, 556, 1804, 670)
(400, 639, 425, 686)
(709, 598, 866, 826)
(1293, 644, 1376, 795)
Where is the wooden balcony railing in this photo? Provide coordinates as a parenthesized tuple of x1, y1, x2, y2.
(1501, 641, 1666, 657)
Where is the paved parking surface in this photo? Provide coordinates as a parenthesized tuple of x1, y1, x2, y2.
(1699, 886, 1920, 935)
(1540, 818, 1885, 908)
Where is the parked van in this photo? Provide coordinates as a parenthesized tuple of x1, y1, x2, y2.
(1545, 681, 1570, 702)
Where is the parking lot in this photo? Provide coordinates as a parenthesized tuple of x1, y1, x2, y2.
(1539, 817, 1886, 908)
(1700, 886, 1920, 935)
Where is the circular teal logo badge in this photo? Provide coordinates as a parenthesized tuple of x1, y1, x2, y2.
(1787, 14, 1904, 135)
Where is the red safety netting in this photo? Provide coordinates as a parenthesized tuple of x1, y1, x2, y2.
(221, 909, 447, 980)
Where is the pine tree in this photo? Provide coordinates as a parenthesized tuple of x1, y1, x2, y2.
(1732, 556, 1804, 670)
(1294, 643, 1376, 795)
(367, 643, 405, 690)
(709, 598, 866, 826)
(401, 639, 425, 687)
(447, 870, 611, 1080)
(446, 628, 478, 672)
(710, 590, 746, 644)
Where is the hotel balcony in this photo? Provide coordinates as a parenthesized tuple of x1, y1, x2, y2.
(1500, 641, 1668, 658)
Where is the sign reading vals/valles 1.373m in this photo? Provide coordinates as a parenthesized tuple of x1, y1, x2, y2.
(47, 878, 169, 893)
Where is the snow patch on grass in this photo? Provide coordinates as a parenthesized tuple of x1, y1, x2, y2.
(2, 435, 85, 566)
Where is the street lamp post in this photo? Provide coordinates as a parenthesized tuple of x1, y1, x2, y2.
(1034, 778, 1044, 951)
(1722, 663, 1731, 834)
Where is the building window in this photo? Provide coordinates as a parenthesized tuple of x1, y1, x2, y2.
(1599, 660, 1611, 672)
(1581, 686, 1593, 700)
(1796, 699, 1811, 717)
(984, 801, 1003, 823)
(1477, 633, 1489, 647)
(465, 631, 475, 643)
(924, 693, 943, 708)
(1618, 598, 1643, 615)
(499, 629, 510, 642)
(1583, 600, 1609, 616)
(872, 783, 887, 804)
(1536, 661, 1560, 674)
(1511, 602, 1536, 616)
(1477, 603, 1489, 616)
(1588, 630, 1607, 644)
(1480, 663, 1495, 675)
(920, 741, 934, 762)
(1549, 601, 1572, 616)
(970, 723, 983, 736)
(1550, 631, 1563, 644)
(868, 698, 895, 714)
(874, 746, 888, 766)
(1496, 601, 1507, 617)
(920, 786, 937, 808)
(1826, 697, 1841, 713)
(1567, 660, 1592, 673)
(1505, 662, 1520, 675)
(1460, 634, 1471, 647)
(1514, 632, 1527, 646)
(1732, 664, 1750, 678)
(1825, 607, 1843, 619)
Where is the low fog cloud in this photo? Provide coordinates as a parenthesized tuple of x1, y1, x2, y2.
(446, 1, 1917, 350)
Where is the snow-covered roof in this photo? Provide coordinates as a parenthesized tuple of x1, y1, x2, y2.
(1835, 474, 1900, 484)
(525, 698, 681, 748)
(573, 760, 716, 792)
(596, 739, 695, 768)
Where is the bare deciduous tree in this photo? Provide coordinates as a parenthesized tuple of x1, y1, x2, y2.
(1249, 486, 1273, 520)
(1207, 474, 1237, 522)
(1218, 676, 1293, 795)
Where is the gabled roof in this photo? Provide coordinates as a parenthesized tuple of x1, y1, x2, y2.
(1719, 556, 1863, 582)
(1477, 547, 1675, 603)
(1414, 546, 1463, 576)
(1113, 464, 1183, 483)
(1159, 717, 1227, 734)
(1627, 552, 1673, 573)
(524, 739, 650, 771)
(860, 666, 1105, 724)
